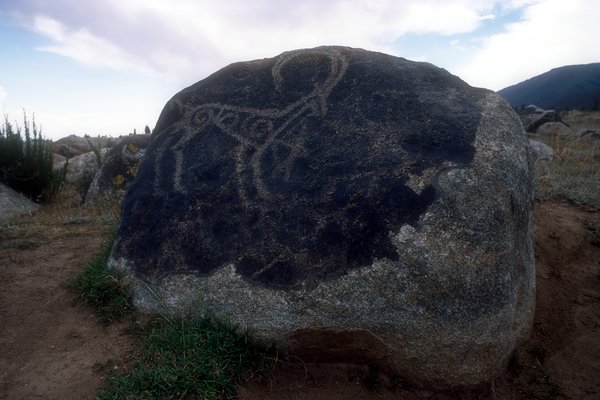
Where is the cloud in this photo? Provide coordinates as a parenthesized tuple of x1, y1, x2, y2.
(3, 0, 502, 85)
(33, 16, 156, 75)
(454, 0, 600, 90)
(7, 0, 595, 92)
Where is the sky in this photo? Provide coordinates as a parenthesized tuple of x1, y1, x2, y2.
(1, 0, 599, 140)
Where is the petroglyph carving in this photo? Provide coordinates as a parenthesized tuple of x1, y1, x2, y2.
(154, 48, 348, 201)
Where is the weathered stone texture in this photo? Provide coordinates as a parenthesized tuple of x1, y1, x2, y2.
(84, 134, 150, 204)
(0, 183, 39, 220)
(62, 149, 108, 184)
(110, 46, 534, 386)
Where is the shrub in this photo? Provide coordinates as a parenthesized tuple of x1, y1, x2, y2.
(0, 112, 65, 202)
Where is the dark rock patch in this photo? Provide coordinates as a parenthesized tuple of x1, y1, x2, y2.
(117, 48, 482, 288)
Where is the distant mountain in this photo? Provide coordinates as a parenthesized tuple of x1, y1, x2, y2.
(498, 63, 600, 110)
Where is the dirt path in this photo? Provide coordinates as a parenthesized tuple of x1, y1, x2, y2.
(0, 206, 130, 400)
(1, 200, 599, 399)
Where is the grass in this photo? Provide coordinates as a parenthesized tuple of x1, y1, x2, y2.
(532, 133, 600, 211)
(97, 315, 271, 400)
(68, 228, 133, 322)
(560, 110, 600, 132)
(63, 199, 273, 399)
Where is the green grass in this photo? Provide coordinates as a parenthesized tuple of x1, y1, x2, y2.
(69, 229, 132, 322)
(97, 315, 271, 400)
(69, 223, 272, 399)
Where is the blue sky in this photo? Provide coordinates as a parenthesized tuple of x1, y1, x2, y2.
(1, 0, 599, 140)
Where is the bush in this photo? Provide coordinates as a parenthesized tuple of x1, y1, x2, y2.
(0, 112, 65, 202)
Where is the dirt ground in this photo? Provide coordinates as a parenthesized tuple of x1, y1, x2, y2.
(0, 201, 131, 400)
(1, 199, 599, 400)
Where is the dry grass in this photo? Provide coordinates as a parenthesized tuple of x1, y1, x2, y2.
(560, 110, 600, 132)
(533, 132, 600, 211)
(0, 184, 121, 251)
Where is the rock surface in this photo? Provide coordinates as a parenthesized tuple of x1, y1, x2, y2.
(518, 104, 545, 127)
(52, 153, 67, 171)
(62, 149, 108, 185)
(84, 134, 150, 204)
(0, 183, 39, 220)
(524, 109, 568, 133)
(534, 121, 572, 137)
(577, 128, 600, 140)
(110, 46, 535, 386)
(53, 135, 116, 158)
(528, 139, 554, 161)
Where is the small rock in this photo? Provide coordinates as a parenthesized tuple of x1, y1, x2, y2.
(0, 183, 39, 220)
(528, 139, 554, 161)
(577, 128, 600, 140)
(525, 110, 568, 133)
(534, 121, 572, 137)
(64, 149, 109, 184)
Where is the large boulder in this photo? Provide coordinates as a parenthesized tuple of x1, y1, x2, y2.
(53, 135, 117, 158)
(62, 149, 108, 184)
(84, 134, 151, 204)
(110, 47, 534, 386)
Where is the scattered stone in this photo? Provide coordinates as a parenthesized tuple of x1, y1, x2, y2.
(524, 104, 544, 114)
(84, 135, 151, 204)
(518, 104, 545, 127)
(0, 183, 39, 220)
(534, 121, 573, 137)
(525, 110, 568, 133)
(528, 139, 554, 161)
(53, 135, 116, 158)
(64, 149, 109, 185)
(577, 128, 600, 140)
(110, 47, 535, 387)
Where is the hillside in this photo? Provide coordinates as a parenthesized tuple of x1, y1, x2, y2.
(498, 63, 600, 110)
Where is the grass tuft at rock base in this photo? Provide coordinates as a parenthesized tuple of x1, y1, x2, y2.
(69, 229, 132, 322)
(97, 314, 272, 400)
